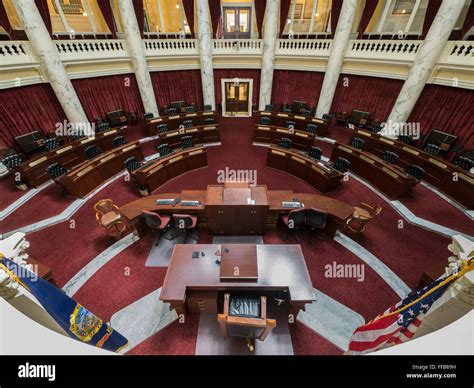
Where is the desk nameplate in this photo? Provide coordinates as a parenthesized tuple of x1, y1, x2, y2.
(56, 145, 72, 154)
(28, 156, 48, 167)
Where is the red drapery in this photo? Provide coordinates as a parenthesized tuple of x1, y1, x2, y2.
(330, 74, 403, 121)
(358, 0, 379, 38)
(462, 1, 474, 37)
(209, 0, 221, 38)
(214, 69, 261, 106)
(97, 0, 116, 38)
(34, 0, 52, 35)
(422, 0, 442, 38)
(331, 0, 343, 36)
(150, 70, 203, 110)
(0, 84, 66, 147)
(133, 0, 144, 38)
(0, 1, 15, 40)
(279, 0, 291, 37)
(255, 0, 267, 38)
(72, 74, 145, 121)
(408, 84, 474, 150)
(271, 70, 324, 108)
(182, 0, 195, 38)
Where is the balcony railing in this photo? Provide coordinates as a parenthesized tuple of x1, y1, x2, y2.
(276, 39, 331, 56)
(213, 39, 262, 55)
(144, 39, 198, 57)
(346, 40, 422, 62)
(55, 39, 127, 62)
(0, 41, 34, 66)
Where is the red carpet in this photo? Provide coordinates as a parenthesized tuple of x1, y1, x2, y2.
(0, 175, 32, 211)
(289, 321, 343, 355)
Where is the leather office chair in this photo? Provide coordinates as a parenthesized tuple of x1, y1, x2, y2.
(94, 199, 128, 240)
(307, 146, 322, 160)
(382, 150, 399, 164)
(112, 135, 127, 147)
(351, 137, 366, 150)
(70, 130, 86, 141)
(181, 135, 193, 149)
(301, 108, 312, 117)
(167, 107, 177, 115)
(322, 113, 333, 122)
(2, 153, 23, 170)
(282, 107, 292, 113)
(334, 157, 350, 173)
(46, 162, 68, 180)
(278, 137, 292, 149)
(285, 120, 296, 129)
(406, 164, 426, 180)
(454, 156, 473, 171)
(157, 123, 169, 133)
(306, 123, 317, 134)
(142, 210, 172, 243)
(424, 143, 441, 156)
(280, 208, 306, 242)
(203, 104, 213, 111)
(345, 203, 382, 234)
(144, 112, 154, 120)
(306, 208, 327, 242)
(85, 145, 103, 159)
(44, 138, 60, 151)
(97, 122, 110, 132)
(124, 157, 141, 173)
(259, 116, 270, 125)
(264, 104, 273, 112)
(371, 122, 383, 133)
(172, 213, 199, 241)
(398, 135, 414, 145)
(185, 105, 196, 113)
(157, 143, 173, 157)
(217, 293, 276, 352)
(182, 119, 193, 128)
(204, 117, 215, 124)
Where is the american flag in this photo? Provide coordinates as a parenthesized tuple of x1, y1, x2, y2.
(216, 9, 224, 39)
(347, 265, 470, 354)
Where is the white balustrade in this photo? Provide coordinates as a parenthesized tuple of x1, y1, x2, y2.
(276, 39, 331, 56)
(440, 41, 474, 66)
(144, 39, 198, 57)
(346, 40, 422, 62)
(0, 41, 36, 66)
(55, 39, 128, 62)
(212, 39, 262, 55)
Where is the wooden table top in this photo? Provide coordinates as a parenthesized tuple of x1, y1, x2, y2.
(160, 244, 315, 303)
(219, 245, 258, 281)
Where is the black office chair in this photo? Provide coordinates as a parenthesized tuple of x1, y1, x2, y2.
(278, 137, 292, 149)
(371, 122, 383, 133)
(280, 208, 306, 242)
(306, 123, 317, 134)
(322, 113, 333, 122)
(185, 105, 196, 113)
(282, 107, 292, 113)
(264, 104, 273, 112)
(85, 145, 103, 159)
(398, 135, 414, 145)
(167, 107, 177, 115)
(70, 130, 86, 141)
(157, 143, 173, 156)
(424, 143, 441, 156)
(157, 123, 168, 133)
(46, 162, 68, 179)
(182, 120, 193, 128)
(124, 157, 141, 173)
(307, 146, 322, 160)
(97, 122, 110, 132)
(285, 120, 296, 129)
(181, 135, 193, 149)
(203, 104, 212, 111)
(301, 108, 312, 117)
(382, 150, 399, 164)
(2, 154, 23, 170)
(112, 135, 127, 147)
(144, 112, 154, 120)
(259, 116, 270, 125)
(44, 138, 60, 151)
(204, 117, 215, 124)
(351, 137, 366, 150)
(406, 164, 426, 180)
(305, 208, 328, 243)
(454, 156, 473, 171)
(334, 157, 350, 173)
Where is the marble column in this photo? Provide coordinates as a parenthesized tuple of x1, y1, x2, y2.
(315, 0, 358, 118)
(258, 0, 279, 111)
(13, 0, 88, 126)
(385, 0, 466, 130)
(196, 0, 216, 110)
(118, 1, 159, 117)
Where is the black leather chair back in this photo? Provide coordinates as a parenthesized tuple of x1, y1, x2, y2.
(124, 157, 141, 173)
(406, 164, 426, 180)
(288, 209, 306, 228)
(181, 135, 193, 149)
(259, 116, 270, 125)
(264, 104, 273, 112)
(454, 156, 473, 171)
(2, 154, 23, 169)
(334, 157, 350, 173)
(351, 137, 366, 149)
(279, 137, 292, 149)
(182, 120, 193, 128)
(383, 150, 399, 164)
(285, 120, 296, 128)
(203, 104, 212, 111)
(167, 107, 177, 115)
(144, 112, 154, 120)
(185, 106, 195, 113)
(157, 143, 172, 156)
(44, 138, 60, 151)
(424, 143, 441, 156)
(204, 117, 215, 124)
(306, 124, 317, 133)
(308, 146, 322, 160)
(112, 136, 126, 147)
(46, 162, 67, 179)
(398, 135, 414, 145)
(322, 113, 333, 121)
(85, 145, 102, 159)
(306, 208, 327, 229)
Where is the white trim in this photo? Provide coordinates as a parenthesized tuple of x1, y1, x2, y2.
(83, 0, 97, 33)
(376, 0, 393, 34)
(309, 0, 319, 33)
(156, 0, 165, 33)
(221, 78, 253, 117)
(178, 0, 186, 32)
(404, 0, 422, 33)
(54, 0, 72, 34)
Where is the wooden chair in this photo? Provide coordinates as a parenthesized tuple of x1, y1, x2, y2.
(345, 203, 382, 234)
(94, 199, 128, 240)
(217, 293, 276, 352)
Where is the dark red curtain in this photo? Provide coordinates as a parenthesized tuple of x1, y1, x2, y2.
(331, 0, 343, 36)
(408, 84, 474, 150)
(97, 0, 116, 38)
(330, 74, 403, 121)
(209, 0, 221, 38)
(422, 0, 442, 38)
(34, 0, 52, 35)
(0, 84, 66, 147)
(0, 1, 15, 39)
(72, 74, 145, 121)
(358, 0, 379, 38)
(150, 70, 203, 110)
(462, 1, 474, 37)
(133, 0, 144, 38)
(271, 70, 324, 108)
(214, 69, 261, 106)
(255, 0, 267, 38)
(279, 0, 291, 37)
(182, 0, 195, 38)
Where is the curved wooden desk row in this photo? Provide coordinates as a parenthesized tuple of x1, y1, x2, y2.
(331, 143, 418, 199)
(15, 129, 123, 187)
(132, 145, 207, 193)
(253, 124, 315, 151)
(57, 141, 143, 198)
(352, 129, 474, 209)
(146, 111, 217, 136)
(256, 111, 329, 136)
(151, 124, 220, 149)
(266, 146, 344, 193)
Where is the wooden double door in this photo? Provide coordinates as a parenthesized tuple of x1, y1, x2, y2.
(206, 205, 268, 235)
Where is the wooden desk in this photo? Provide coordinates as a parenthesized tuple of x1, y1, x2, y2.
(151, 124, 220, 149)
(266, 146, 344, 193)
(160, 244, 316, 315)
(253, 124, 315, 151)
(132, 145, 207, 193)
(256, 111, 328, 136)
(206, 185, 269, 235)
(351, 129, 474, 209)
(57, 141, 143, 198)
(15, 129, 123, 187)
(146, 111, 217, 136)
(331, 142, 418, 199)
